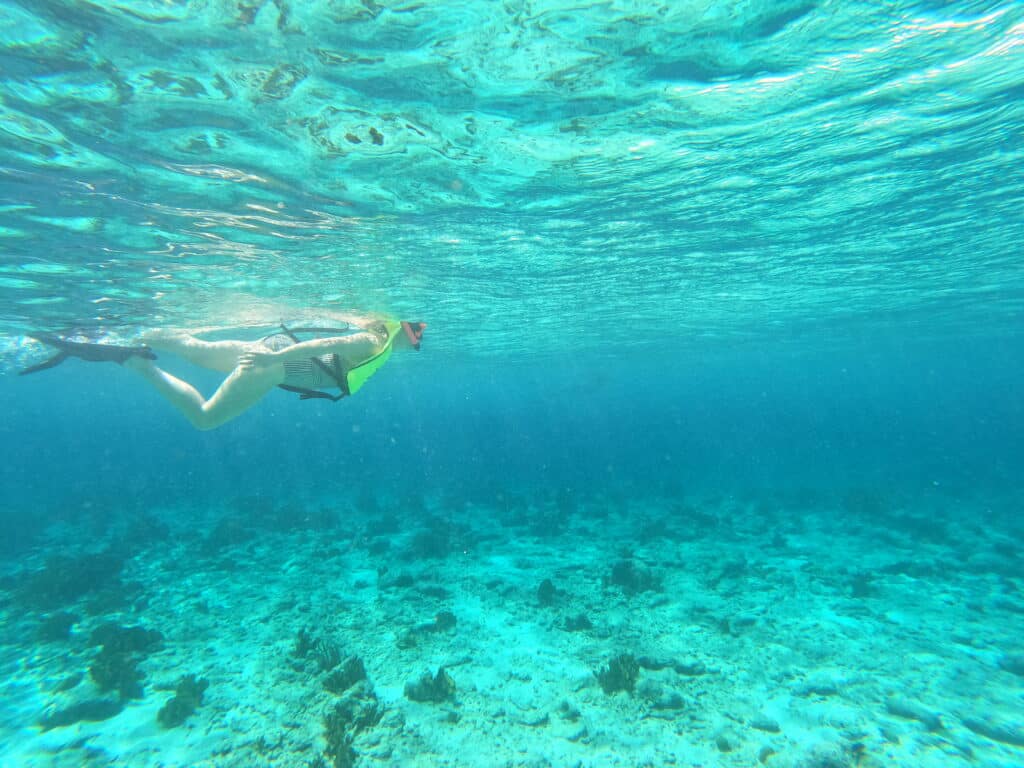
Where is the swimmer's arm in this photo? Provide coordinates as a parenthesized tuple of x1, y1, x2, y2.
(324, 311, 388, 328)
(275, 332, 383, 362)
(239, 332, 382, 369)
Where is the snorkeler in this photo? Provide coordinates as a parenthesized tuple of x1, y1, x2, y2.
(20, 319, 426, 431)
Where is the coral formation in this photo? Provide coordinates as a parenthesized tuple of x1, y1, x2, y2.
(885, 696, 942, 731)
(420, 610, 456, 633)
(323, 681, 383, 768)
(17, 551, 125, 610)
(961, 716, 1024, 747)
(848, 571, 877, 598)
(366, 512, 401, 537)
(53, 672, 83, 693)
(998, 653, 1024, 676)
(748, 715, 781, 733)
(90, 644, 145, 700)
(596, 654, 640, 695)
(407, 527, 454, 559)
(293, 628, 343, 671)
(715, 729, 736, 752)
(38, 698, 123, 731)
(537, 578, 558, 606)
(323, 656, 367, 695)
(200, 496, 342, 548)
(433, 610, 457, 631)
(36, 611, 79, 642)
(89, 622, 164, 654)
(405, 514, 476, 560)
(607, 559, 661, 596)
(201, 514, 256, 554)
(563, 613, 593, 632)
(396, 630, 418, 650)
(791, 741, 855, 768)
(407, 610, 458, 642)
(157, 674, 209, 729)
(404, 667, 456, 703)
(85, 621, 165, 701)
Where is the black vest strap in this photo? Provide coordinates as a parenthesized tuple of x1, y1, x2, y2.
(277, 384, 346, 402)
(275, 323, 349, 403)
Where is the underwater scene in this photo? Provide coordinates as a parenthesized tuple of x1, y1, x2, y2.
(1, 1, 1023, 766)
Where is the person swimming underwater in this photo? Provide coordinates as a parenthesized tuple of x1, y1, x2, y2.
(20, 317, 426, 431)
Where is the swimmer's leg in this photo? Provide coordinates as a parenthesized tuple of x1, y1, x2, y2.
(141, 332, 261, 374)
(124, 357, 284, 431)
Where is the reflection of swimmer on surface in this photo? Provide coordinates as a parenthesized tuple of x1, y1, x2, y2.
(21, 317, 426, 431)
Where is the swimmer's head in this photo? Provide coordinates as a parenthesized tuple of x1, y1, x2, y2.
(398, 321, 426, 350)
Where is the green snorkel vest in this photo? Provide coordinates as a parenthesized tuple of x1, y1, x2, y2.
(276, 320, 400, 402)
(344, 320, 400, 395)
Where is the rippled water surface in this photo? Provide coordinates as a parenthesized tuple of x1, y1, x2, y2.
(1, 1, 1022, 359)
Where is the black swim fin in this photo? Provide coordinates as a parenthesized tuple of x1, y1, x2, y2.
(20, 333, 157, 375)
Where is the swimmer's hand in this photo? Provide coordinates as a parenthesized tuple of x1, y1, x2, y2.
(238, 349, 279, 370)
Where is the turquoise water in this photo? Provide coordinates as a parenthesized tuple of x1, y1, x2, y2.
(1, 0, 1021, 350)
(1, 2, 1023, 767)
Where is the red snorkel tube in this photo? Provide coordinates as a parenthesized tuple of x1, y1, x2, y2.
(400, 321, 426, 350)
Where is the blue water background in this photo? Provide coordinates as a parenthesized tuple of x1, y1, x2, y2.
(3, 331, 1021, 542)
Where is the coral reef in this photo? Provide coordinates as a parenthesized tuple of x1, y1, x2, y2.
(885, 696, 942, 731)
(84, 578, 146, 616)
(961, 716, 1024, 748)
(157, 674, 209, 729)
(596, 654, 640, 695)
(537, 578, 558, 606)
(17, 551, 125, 610)
(85, 621, 164, 701)
(88, 622, 164, 654)
(404, 667, 456, 703)
(404, 610, 458, 646)
(90, 644, 145, 700)
(323, 681, 383, 768)
(53, 672, 83, 693)
(323, 656, 367, 695)
(293, 628, 343, 672)
(201, 497, 341, 549)
(405, 514, 476, 560)
(407, 527, 454, 559)
(0, 509, 43, 557)
(791, 741, 856, 768)
(36, 611, 79, 642)
(38, 698, 123, 731)
(201, 514, 256, 555)
(607, 559, 661, 596)
(636, 655, 706, 676)
(848, 571, 877, 598)
(998, 653, 1024, 676)
(417, 610, 456, 634)
(563, 613, 593, 632)
(121, 512, 171, 549)
(749, 715, 781, 733)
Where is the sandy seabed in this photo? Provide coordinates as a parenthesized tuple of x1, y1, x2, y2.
(1, 490, 1022, 768)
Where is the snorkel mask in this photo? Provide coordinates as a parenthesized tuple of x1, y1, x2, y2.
(400, 321, 426, 350)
